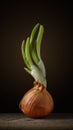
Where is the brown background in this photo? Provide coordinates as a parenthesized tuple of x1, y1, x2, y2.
(0, 1, 73, 113)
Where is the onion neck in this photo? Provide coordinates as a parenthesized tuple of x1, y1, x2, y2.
(31, 65, 47, 87)
(33, 81, 46, 90)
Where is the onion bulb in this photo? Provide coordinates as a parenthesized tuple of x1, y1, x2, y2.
(19, 23, 54, 118)
(19, 82, 54, 118)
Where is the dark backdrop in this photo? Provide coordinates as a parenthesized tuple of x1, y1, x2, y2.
(0, 1, 73, 113)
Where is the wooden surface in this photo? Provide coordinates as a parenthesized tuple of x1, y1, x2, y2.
(0, 113, 73, 130)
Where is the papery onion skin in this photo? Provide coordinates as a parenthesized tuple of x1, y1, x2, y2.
(19, 82, 54, 118)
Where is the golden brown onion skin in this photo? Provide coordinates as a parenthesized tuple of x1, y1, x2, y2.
(19, 82, 54, 118)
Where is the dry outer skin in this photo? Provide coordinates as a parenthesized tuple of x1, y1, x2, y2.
(19, 82, 54, 118)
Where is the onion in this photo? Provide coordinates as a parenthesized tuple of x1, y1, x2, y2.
(19, 23, 54, 118)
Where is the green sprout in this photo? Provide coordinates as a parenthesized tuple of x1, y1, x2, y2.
(21, 23, 47, 87)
